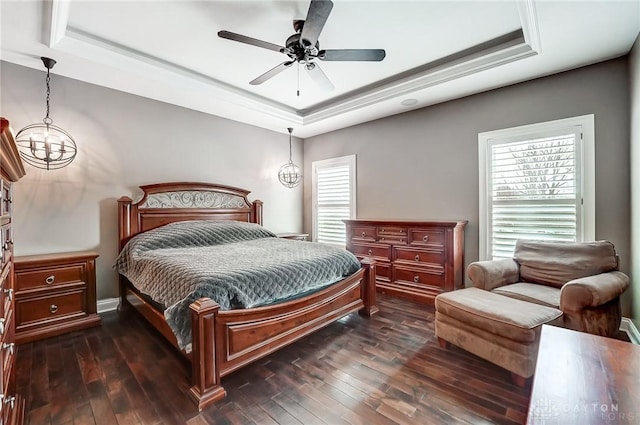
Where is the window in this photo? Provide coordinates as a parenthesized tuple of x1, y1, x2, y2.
(312, 155, 356, 246)
(478, 115, 595, 260)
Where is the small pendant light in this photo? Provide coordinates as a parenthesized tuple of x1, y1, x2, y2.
(15, 57, 77, 170)
(278, 127, 303, 188)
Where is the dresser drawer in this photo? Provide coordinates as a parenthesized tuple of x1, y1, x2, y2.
(15, 263, 86, 291)
(0, 224, 11, 269)
(351, 242, 391, 261)
(408, 228, 445, 247)
(0, 178, 10, 217)
(393, 264, 446, 287)
(16, 289, 86, 329)
(375, 262, 391, 282)
(0, 265, 10, 320)
(378, 226, 407, 236)
(377, 234, 407, 245)
(394, 247, 444, 265)
(1, 309, 15, 394)
(351, 226, 376, 241)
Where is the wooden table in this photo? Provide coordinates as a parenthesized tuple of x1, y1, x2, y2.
(527, 324, 640, 424)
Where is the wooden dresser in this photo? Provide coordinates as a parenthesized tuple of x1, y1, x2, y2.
(344, 219, 467, 304)
(14, 251, 101, 344)
(0, 118, 26, 425)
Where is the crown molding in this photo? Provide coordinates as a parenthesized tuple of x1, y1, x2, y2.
(42, 0, 543, 132)
(518, 0, 542, 54)
(45, 0, 71, 48)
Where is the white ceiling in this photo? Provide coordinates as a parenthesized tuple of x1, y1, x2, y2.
(1, 1, 639, 138)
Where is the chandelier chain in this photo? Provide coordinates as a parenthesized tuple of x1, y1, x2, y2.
(43, 67, 52, 125)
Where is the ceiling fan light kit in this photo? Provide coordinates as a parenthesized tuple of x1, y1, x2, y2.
(218, 0, 385, 93)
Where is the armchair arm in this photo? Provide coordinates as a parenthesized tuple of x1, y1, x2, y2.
(466, 259, 520, 291)
(560, 271, 630, 312)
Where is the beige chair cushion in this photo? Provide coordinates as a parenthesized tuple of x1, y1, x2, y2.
(514, 240, 618, 288)
(493, 282, 560, 308)
(435, 288, 562, 343)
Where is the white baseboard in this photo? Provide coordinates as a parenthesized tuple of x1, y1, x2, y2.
(620, 317, 640, 344)
(97, 297, 120, 314)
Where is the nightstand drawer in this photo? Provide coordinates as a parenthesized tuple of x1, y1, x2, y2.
(15, 264, 85, 291)
(14, 250, 100, 344)
(16, 289, 86, 329)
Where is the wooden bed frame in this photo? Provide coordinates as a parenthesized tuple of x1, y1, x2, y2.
(117, 182, 378, 410)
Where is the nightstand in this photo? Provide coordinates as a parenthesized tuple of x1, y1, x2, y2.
(14, 251, 101, 344)
(276, 233, 309, 241)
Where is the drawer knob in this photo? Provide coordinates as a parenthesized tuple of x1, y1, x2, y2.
(381, 229, 385, 232)
(4, 395, 15, 409)
(45, 275, 55, 285)
(367, 249, 373, 256)
(380, 237, 385, 241)
(3, 342, 14, 355)
(413, 275, 420, 283)
(361, 232, 366, 237)
(3, 288, 12, 302)
(414, 255, 420, 261)
(50, 304, 58, 314)
(423, 235, 429, 242)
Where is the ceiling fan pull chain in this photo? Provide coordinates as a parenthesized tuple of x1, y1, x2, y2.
(297, 62, 300, 97)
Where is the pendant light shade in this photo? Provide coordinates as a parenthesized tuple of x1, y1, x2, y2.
(15, 57, 77, 170)
(278, 127, 303, 188)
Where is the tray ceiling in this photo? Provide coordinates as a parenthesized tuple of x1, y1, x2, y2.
(1, 1, 639, 137)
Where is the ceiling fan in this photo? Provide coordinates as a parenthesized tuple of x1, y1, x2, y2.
(218, 0, 386, 93)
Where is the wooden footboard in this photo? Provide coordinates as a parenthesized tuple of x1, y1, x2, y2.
(116, 183, 378, 411)
(188, 259, 377, 410)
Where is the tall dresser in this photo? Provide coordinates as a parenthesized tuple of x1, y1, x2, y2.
(344, 219, 467, 305)
(0, 118, 26, 425)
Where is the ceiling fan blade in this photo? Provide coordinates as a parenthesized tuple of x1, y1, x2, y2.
(319, 49, 386, 61)
(305, 62, 334, 92)
(250, 61, 294, 85)
(218, 30, 284, 53)
(300, 0, 334, 48)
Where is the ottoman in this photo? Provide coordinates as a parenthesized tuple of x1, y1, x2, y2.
(434, 287, 563, 386)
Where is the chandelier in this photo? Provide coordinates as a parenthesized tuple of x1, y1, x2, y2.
(15, 57, 77, 170)
(278, 127, 303, 188)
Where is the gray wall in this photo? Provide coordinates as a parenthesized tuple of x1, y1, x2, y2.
(1, 61, 304, 301)
(631, 35, 640, 321)
(303, 58, 632, 315)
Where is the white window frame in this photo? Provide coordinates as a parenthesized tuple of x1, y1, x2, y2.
(312, 155, 357, 246)
(478, 114, 595, 260)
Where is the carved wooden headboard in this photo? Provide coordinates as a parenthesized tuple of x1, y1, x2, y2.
(117, 182, 263, 250)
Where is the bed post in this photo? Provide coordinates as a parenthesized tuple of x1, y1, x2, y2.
(252, 199, 263, 225)
(189, 298, 226, 410)
(118, 196, 132, 250)
(117, 196, 133, 311)
(359, 258, 379, 317)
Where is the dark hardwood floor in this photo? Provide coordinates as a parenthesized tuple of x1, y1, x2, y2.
(16, 295, 530, 425)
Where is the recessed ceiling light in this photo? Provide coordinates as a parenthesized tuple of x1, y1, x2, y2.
(401, 98, 418, 106)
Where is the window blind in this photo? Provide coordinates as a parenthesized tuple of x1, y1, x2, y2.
(316, 165, 350, 244)
(488, 132, 581, 259)
(312, 155, 356, 246)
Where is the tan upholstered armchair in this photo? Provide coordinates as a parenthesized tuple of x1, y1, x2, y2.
(467, 240, 630, 337)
